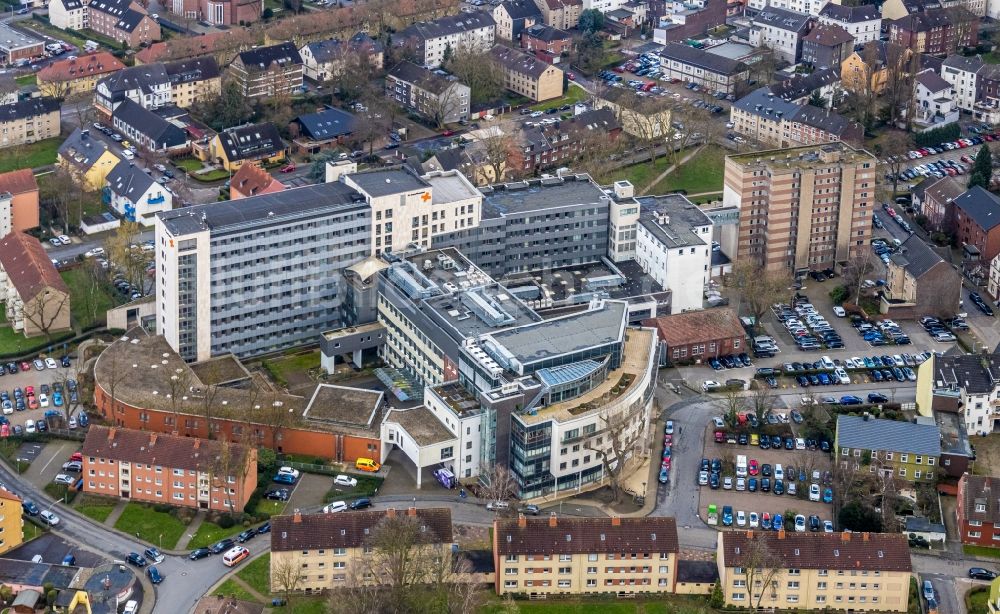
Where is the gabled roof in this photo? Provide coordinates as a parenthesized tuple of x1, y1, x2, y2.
(541, 108, 620, 142)
(0, 97, 59, 123)
(769, 67, 839, 100)
(933, 352, 1000, 394)
(942, 53, 983, 73)
(788, 104, 858, 137)
(88, 0, 131, 18)
(644, 308, 743, 347)
(386, 61, 460, 95)
(304, 32, 383, 63)
(659, 42, 747, 76)
(819, 2, 880, 22)
(753, 7, 814, 33)
(112, 99, 187, 147)
(272, 509, 453, 551)
(522, 23, 571, 42)
(399, 12, 496, 42)
(217, 123, 284, 162)
(721, 531, 912, 572)
(915, 69, 951, 93)
(135, 31, 229, 64)
(891, 8, 955, 33)
(495, 516, 679, 555)
(235, 42, 302, 72)
(164, 57, 220, 85)
(889, 233, 945, 278)
(295, 107, 356, 141)
(924, 175, 964, 205)
(231, 163, 283, 198)
(490, 45, 557, 78)
(953, 186, 1000, 232)
(99, 64, 169, 98)
(83, 425, 251, 474)
(0, 169, 38, 197)
(37, 52, 125, 83)
(58, 128, 116, 172)
(802, 23, 855, 47)
(836, 414, 941, 456)
(106, 160, 156, 200)
(0, 231, 68, 300)
(497, 0, 542, 20)
(962, 474, 1000, 524)
(115, 8, 149, 33)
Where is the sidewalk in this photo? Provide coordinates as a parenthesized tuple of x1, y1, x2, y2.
(102, 499, 128, 527)
(175, 511, 206, 551)
(639, 145, 705, 195)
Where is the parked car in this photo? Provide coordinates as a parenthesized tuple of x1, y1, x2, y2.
(146, 566, 164, 584)
(333, 475, 358, 488)
(237, 529, 257, 543)
(209, 539, 235, 555)
(144, 548, 165, 564)
(40, 510, 59, 526)
(125, 552, 147, 567)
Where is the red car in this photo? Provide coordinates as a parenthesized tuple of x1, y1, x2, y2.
(280, 164, 295, 173)
(19, 362, 30, 372)
(612, 66, 624, 73)
(714, 431, 725, 443)
(748, 459, 759, 476)
(441, 130, 454, 137)
(662, 457, 671, 469)
(566, 72, 575, 81)
(69, 452, 83, 463)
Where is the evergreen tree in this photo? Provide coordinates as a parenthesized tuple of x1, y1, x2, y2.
(970, 145, 993, 189)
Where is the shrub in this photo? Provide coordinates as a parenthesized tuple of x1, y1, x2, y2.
(828, 285, 848, 304)
(153, 503, 173, 514)
(217, 513, 236, 529)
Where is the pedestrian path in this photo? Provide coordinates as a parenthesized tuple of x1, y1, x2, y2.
(102, 499, 128, 527)
(639, 145, 705, 195)
(175, 511, 206, 551)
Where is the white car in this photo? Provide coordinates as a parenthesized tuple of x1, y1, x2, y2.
(333, 474, 357, 488)
(774, 464, 784, 481)
(277, 467, 300, 479)
(823, 520, 834, 533)
(736, 510, 746, 527)
(40, 510, 59, 526)
(832, 306, 846, 317)
(794, 514, 806, 532)
(84, 247, 105, 258)
(795, 438, 806, 450)
(711, 416, 725, 428)
(54, 474, 75, 485)
(38, 394, 48, 408)
(748, 512, 759, 528)
(57, 235, 71, 245)
(24, 420, 35, 434)
(323, 501, 347, 513)
(1, 402, 11, 415)
(809, 483, 821, 502)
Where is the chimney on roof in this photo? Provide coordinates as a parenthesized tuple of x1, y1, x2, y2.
(387, 508, 396, 518)
(518, 513, 527, 528)
(863, 532, 870, 541)
(611, 516, 621, 527)
(746, 530, 753, 538)
(108, 427, 117, 441)
(149, 434, 157, 446)
(407, 507, 417, 517)
(778, 529, 785, 539)
(193, 439, 200, 449)
(293, 511, 302, 524)
(549, 512, 558, 528)
(842, 531, 851, 541)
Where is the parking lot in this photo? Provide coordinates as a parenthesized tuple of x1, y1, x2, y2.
(0, 357, 86, 433)
(7, 532, 106, 568)
(21, 439, 82, 494)
(697, 422, 835, 531)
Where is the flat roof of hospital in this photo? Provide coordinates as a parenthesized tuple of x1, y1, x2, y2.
(479, 174, 609, 219)
(486, 300, 627, 366)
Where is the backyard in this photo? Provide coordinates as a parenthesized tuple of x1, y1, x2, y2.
(113, 502, 188, 550)
(531, 85, 589, 112)
(62, 267, 119, 331)
(261, 350, 320, 388)
(236, 552, 270, 595)
(649, 145, 725, 197)
(478, 597, 716, 613)
(74, 494, 117, 523)
(0, 138, 61, 173)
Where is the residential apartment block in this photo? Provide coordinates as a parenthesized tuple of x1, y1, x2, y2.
(882, 234, 961, 319)
(718, 531, 912, 611)
(200, 123, 286, 172)
(888, 8, 977, 54)
(493, 515, 679, 596)
(723, 142, 876, 273)
(941, 54, 982, 112)
(300, 33, 384, 83)
(918, 351, 1000, 436)
(385, 62, 470, 126)
(958, 474, 1000, 547)
(818, 3, 881, 44)
(519, 24, 572, 57)
(170, 0, 264, 26)
(82, 426, 257, 512)
(94, 64, 171, 116)
(657, 43, 749, 96)
(749, 7, 815, 64)
(0, 490, 23, 556)
(0, 232, 70, 338)
(952, 187, 1000, 263)
(835, 414, 941, 483)
(228, 43, 303, 99)
(48, 0, 89, 31)
(155, 181, 370, 361)
(87, 0, 161, 47)
(490, 45, 563, 102)
(730, 88, 863, 149)
(165, 57, 222, 108)
(0, 169, 39, 234)
(106, 160, 173, 225)
(493, 0, 541, 40)
(270, 508, 453, 593)
(533, 0, 581, 30)
(398, 13, 496, 68)
(111, 99, 187, 153)
(0, 98, 60, 151)
(37, 52, 125, 98)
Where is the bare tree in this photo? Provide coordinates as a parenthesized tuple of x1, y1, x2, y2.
(361, 513, 450, 611)
(478, 126, 515, 183)
(727, 261, 792, 336)
(879, 131, 913, 201)
(737, 534, 785, 612)
(270, 553, 304, 604)
(842, 251, 878, 306)
(21, 290, 69, 342)
(165, 367, 192, 435)
(883, 42, 915, 127)
(723, 388, 745, 428)
(105, 221, 152, 293)
(479, 465, 517, 512)
(749, 385, 775, 423)
(445, 48, 503, 106)
(584, 404, 644, 504)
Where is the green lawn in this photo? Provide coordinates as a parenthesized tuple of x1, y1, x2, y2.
(44, 482, 77, 504)
(113, 503, 187, 550)
(22, 522, 43, 543)
(479, 598, 715, 613)
(37, 171, 106, 227)
(254, 500, 286, 516)
(186, 519, 247, 550)
(21, 20, 91, 52)
(192, 169, 231, 182)
(986, 51, 1000, 64)
(213, 578, 260, 602)
(650, 145, 726, 195)
(965, 544, 1000, 559)
(15, 74, 35, 87)
(599, 156, 673, 191)
(237, 552, 271, 595)
(0, 138, 61, 173)
(0, 325, 72, 358)
(531, 84, 589, 112)
(62, 267, 118, 330)
(173, 157, 204, 172)
(74, 495, 116, 523)
(968, 585, 990, 614)
(275, 597, 327, 614)
(263, 350, 320, 387)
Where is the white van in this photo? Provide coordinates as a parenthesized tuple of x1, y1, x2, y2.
(222, 546, 249, 567)
(122, 601, 138, 614)
(84, 40, 99, 52)
(120, 149, 134, 161)
(736, 455, 747, 478)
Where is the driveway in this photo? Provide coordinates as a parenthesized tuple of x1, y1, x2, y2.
(6, 531, 106, 567)
(284, 473, 331, 513)
(21, 439, 79, 492)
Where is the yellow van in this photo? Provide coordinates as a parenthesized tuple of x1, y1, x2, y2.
(355, 458, 381, 472)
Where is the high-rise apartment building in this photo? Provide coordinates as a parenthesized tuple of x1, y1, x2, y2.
(156, 182, 370, 361)
(723, 142, 877, 273)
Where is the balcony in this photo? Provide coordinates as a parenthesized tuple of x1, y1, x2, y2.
(148, 194, 165, 205)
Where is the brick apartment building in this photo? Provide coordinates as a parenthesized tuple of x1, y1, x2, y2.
(888, 8, 977, 54)
(82, 425, 257, 512)
(952, 187, 1000, 263)
(644, 308, 746, 366)
(958, 474, 1000, 547)
(723, 142, 877, 273)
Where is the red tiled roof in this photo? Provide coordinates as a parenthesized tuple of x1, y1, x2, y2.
(495, 516, 679, 555)
(271, 508, 453, 551)
(36, 52, 125, 83)
(0, 231, 68, 301)
(135, 32, 228, 64)
(0, 169, 37, 196)
(230, 164, 284, 199)
(721, 531, 912, 572)
(961, 474, 1000, 524)
(82, 425, 252, 475)
(643, 308, 745, 347)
